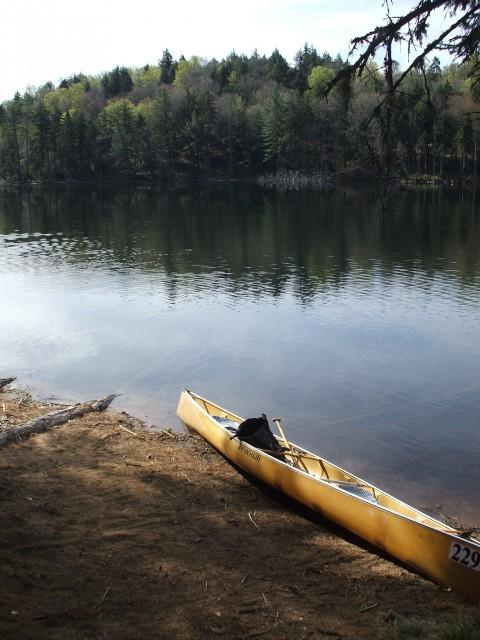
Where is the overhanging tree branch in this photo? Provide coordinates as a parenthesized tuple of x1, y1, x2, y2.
(325, 0, 479, 183)
(327, 0, 480, 95)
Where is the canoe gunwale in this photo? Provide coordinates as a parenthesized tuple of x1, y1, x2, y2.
(182, 389, 475, 545)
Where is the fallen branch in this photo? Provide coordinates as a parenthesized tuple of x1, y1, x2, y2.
(118, 424, 143, 438)
(0, 394, 118, 447)
(159, 428, 176, 439)
(248, 512, 261, 531)
(0, 377, 16, 391)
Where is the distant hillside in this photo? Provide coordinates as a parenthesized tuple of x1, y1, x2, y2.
(0, 47, 478, 183)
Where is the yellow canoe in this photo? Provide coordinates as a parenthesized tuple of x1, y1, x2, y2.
(177, 389, 480, 602)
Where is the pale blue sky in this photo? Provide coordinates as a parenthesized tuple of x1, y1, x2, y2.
(1, 0, 450, 102)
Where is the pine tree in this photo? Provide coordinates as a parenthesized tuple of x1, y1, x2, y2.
(31, 101, 51, 178)
(159, 49, 176, 84)
(151, 88, 174, 175)
(267, 49, 291, 86)
(261, 91, 286, 167)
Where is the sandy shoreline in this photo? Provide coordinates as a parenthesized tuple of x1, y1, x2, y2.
(0, 386, 479, 639)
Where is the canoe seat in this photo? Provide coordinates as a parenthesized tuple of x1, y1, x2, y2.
(330, 482, 377, 504)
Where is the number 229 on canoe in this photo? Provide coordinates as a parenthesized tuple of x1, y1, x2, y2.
(449, 542, 480, 571)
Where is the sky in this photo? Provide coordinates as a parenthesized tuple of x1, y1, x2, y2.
(1, 0, 451, 102)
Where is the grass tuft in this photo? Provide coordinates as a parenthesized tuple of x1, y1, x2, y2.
(393, 614, 426, 639)
(442, 623, 480, 640)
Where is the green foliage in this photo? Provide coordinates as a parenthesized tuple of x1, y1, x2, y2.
(208, 52, 249, 94)
(136, 66, 161, 86)
(159, 49, 176, 85)
(261, 91, 284, 163)
(216, 93, 247, 173)
(307, 66, 334, 97)
(150, 88, 174, 175)
(101, 67, 133, 99)
(267, 49, 291, 85)
(179, 90, 217, 171)
(0, 50, 478, 182)
(59, 73, 89, 90)
(457, 114, 474, 156)
(294, 43, 320, 93)
(102, 98, 140, 174)
(173, 56, 203, 89)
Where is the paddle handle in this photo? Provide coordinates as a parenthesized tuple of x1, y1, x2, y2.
(273, 418, 289, 447)
(273, 418, 309, 472)
(273, 418, 296, 457)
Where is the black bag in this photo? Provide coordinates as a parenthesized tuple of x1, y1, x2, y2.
(233, 414, 283, 452)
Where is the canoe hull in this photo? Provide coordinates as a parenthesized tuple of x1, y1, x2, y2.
(177, 390, 480, 602)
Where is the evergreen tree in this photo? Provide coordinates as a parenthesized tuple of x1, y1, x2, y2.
(151, 88, 174, 175)
(457, 114, 474, 176)
(101, 67, 134, 99)
(284, 93, 313, 169)
(49, 107, 63, 178)
(103, 99, 139, 174)
(267, 49, 291, 85)
(59, 110, 77, 178)
(0, 93, 24, 181)
(159, 49, 176, 84)
(293, 44, 320, 93)
(181, 91, 216, 172)
(31, 101, 51, 178)
(261, 91, 286, 167)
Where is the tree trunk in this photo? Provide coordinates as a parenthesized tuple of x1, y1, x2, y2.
(474, 137, 477, 182)
(0, 394, 117, 447)
(432, 125, 436, 177)
(25, 113, 30, 179)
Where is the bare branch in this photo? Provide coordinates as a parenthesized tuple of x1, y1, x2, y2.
(326, 1, 479, 96)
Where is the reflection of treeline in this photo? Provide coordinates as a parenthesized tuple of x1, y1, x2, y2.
(0, 47, 479, 183)
(1, 186, 479, 294)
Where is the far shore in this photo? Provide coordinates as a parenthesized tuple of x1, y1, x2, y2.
(1, 169, 477, 192)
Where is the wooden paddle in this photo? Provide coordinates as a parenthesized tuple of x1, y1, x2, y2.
(272, 418, 309, 471)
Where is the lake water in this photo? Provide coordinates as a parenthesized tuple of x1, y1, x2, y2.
(1, 184, 479, 524)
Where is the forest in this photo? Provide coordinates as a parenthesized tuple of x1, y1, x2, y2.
(0, 45, 479, 184)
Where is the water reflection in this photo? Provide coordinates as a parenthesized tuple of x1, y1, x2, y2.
(1, 185, 479, 524)
(2, 186, 479, 292)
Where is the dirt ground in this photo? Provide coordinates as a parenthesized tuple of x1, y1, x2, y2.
(0, 388, 479, 640)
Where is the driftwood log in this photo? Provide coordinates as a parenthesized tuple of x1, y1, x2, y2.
(0, 394, 117, 447)
(0, 377, 16, 391)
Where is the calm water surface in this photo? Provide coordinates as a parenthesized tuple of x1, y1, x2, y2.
(1, 185, 479, 524)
